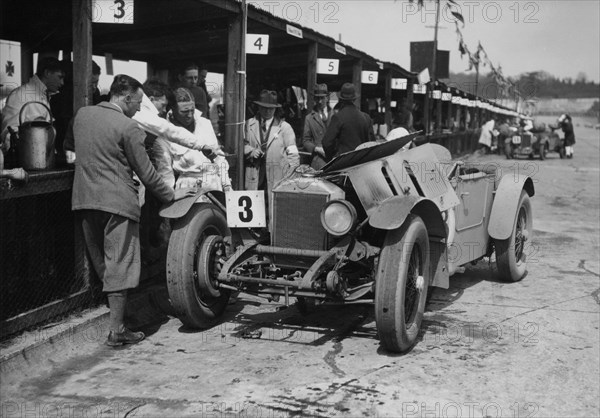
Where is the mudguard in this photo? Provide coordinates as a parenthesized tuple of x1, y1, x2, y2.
(160, 187, 223, 219)
(370, 195, 449, 289)
(488, 175, 535, 240)
(368, 195, 421, 230)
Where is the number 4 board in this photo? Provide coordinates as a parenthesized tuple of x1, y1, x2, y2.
(246, 34, 269, 55)
(226, 191, 267, 228)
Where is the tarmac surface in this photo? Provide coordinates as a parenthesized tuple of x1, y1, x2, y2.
(1, 116, 599, 417)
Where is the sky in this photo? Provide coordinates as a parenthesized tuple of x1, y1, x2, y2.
(249, 0, 600, 83)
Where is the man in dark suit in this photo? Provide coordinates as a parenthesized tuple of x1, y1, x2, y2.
(302, 83, 331, 170)
(322, 83, 375, 161)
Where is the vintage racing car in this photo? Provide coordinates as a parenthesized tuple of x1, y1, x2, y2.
(506, 124, 564, 160)
(161, 134, 534, 353)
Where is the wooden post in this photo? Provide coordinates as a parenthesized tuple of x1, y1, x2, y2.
(352, 59, 363, 108)
(20, 43, 33, 83)
(436, 96, 442, 133)
(71, 0, 93, 294)
(384, 69, 392, 132)
(406, 80, 414, 120)
(306, 42, 318, 112)
(423, 87, 430, 135)
(225, 12, 244, 189)
(72, 0, 93, 112)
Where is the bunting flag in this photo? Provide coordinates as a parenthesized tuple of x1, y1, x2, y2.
(445, 0, 465, 27)
(455, 22, 477, 70)
(476, 42, 486, 67)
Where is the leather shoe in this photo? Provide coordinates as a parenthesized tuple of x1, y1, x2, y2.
(105, 328, 145, 347)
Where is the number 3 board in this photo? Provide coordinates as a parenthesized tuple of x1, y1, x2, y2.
(225, 191, 267, 228)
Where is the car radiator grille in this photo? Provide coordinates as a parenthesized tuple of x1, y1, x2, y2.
(272, 192, 328, 251)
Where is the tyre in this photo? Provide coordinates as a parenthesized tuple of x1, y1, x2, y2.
(494, 191, 533, 282)
(375, 215, 430, 353)
(167, 203, 231, 328)
(539, 143, 546, 160)
(559, 146, 565, 159)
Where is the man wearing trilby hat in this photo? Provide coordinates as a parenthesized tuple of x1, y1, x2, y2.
(244, 89, 299, 197)
(322, 83, 375, 161)
(302, 83, 331, 170)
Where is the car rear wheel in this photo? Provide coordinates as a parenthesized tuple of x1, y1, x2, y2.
(375, 215, 430, 353)
(494, 191, 532, 282)
(167, 204, 231, 329)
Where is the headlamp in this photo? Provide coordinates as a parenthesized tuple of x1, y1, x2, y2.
(320, 200, 357, 236)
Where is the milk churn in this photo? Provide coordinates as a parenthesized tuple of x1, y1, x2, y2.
(18, 101, 56, 170)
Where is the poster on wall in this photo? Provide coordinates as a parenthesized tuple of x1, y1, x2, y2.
(0, 40, 22, 97)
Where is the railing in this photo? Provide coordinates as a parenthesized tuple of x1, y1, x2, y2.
(0, 168, 94, 339)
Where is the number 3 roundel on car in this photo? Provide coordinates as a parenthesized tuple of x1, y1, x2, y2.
(226, 191, 267, 228)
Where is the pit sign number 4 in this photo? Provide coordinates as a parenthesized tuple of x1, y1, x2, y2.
(226, 191, 267, 228)
(246, 34, 270, 55)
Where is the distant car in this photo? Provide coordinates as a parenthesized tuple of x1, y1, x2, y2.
(162, 135, 535, 353)
(506, 125, 565, 160)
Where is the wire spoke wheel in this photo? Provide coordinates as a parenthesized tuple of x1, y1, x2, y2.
(404, 247, 422, 326)
(495, 190, 533, 282)
(375, 215, 430, 353)
(195, 235, 226, 299)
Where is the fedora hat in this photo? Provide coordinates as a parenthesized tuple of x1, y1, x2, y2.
(339, 83, 357, 101)
(253, 90, 281, 108)
(313, 83, 329, 97)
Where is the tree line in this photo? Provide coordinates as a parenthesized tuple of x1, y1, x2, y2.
(446, 71, 599, 100)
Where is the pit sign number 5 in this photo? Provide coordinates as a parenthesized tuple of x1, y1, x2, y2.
(226, 191, 267, 228)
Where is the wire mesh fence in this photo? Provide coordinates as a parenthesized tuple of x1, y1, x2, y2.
(0, 184, 95, 339)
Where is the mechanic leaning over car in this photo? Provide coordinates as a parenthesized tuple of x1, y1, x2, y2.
(244, 89, 300, 200)
(151, 87, 232, 192)
(71, 74, 195, 347)
(322, 82, 375, 161)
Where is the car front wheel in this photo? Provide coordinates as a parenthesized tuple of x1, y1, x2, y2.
(375, 215, 430, 353)
(167, 203, 231, 329)
(494, 190, 533, 282)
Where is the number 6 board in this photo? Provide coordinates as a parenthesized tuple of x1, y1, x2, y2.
(225, 191, 267, 228)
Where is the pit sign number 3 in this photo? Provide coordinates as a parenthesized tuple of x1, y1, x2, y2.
(226, 191, 267, 228)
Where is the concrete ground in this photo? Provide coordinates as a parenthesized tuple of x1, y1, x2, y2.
(1, 117, 598, 417)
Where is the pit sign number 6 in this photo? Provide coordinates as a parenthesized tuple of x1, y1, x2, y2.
(226, 191, 267, 228)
